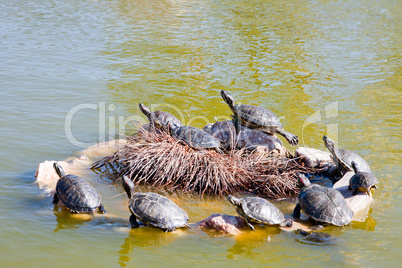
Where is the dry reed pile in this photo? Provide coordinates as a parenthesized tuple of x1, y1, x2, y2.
(92, 127, 313, 198)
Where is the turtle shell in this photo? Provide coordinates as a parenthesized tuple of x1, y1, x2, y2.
(235, 104, 283, 131)
(349, 171, 379, 194)
(235, 197, 286, 226)
(55, 174, 102, 213)
(152, 111, 182, 128)
(129, 192, 188, 230)
(171, 126, 220, 150)
(298, 184, 353, 226)
(202, 120, 236, 150)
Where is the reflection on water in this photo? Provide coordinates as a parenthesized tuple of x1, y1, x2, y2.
(118, 228, 183, 267)
(0, 0, 401, 266)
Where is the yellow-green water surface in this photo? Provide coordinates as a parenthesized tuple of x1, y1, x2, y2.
(0, 0, 400, 266)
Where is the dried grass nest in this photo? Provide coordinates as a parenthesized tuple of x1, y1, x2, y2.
(92, 127, 314, 199)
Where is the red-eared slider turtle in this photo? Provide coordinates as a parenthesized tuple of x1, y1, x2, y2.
(293, 174, 353, 226)
(170, 125, 221, 151)
(220, 90, 299, 146)
(227, 195, 293, 231)
(122, 176, 188, 232)
(349, 161, 379, 197)
(53, 162, 107, 214)
(323, 135, 372, 176)
(139, 103, 182, 129)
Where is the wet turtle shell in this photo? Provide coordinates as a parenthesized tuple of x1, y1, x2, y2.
(295, 229, 338, 244)
(228, 195, 292, 231)
(122, 176, 188, 232)
(139, 103, 182, 129)
(220, 90, 299, 146)
(53, 163, 106, 214)
(170, 125, 220, 150)
(293, 174, 353, 226)
(202, 120, 237, 150)
(323, 135, 372, 176)
(349, 161, 379, 197)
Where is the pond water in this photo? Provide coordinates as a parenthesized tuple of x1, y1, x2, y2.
(0, 0, 400, 266)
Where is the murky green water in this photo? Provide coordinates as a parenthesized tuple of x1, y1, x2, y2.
(1, 0, 401, 266)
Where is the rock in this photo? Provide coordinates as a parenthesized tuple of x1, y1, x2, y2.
(295, 147, 336, 171)
(195, 214, 248, 236)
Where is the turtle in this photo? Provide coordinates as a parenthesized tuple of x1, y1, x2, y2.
(203, 120, 286, 154)
(323, 135, 372, 177)
(220, 90, 299, 146)
(52, 162, 107, 214)
(202, 120, 237, 151)
(169, 125, 221, 151)
(227, 195, 293, 231)
(122, 176, 188, 232)
(349, 161, 379, 197)
(293, 174, 353, 226)
(139, 103, 182, 130)
(295, 229, 337, 244)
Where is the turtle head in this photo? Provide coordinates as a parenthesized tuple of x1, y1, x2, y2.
(351, 161, 359, 173)
(227, 195, 241, 207)
(298, 174, 311, 188)
(122, 176, 135, 199)
(323, 135, 335, 151)
(220, 90, 235, 110)
(139, 103, 154, 124)
(53, 162, 65, 178)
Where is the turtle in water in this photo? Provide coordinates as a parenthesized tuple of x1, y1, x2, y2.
(220, 90, 299, 146)
(227, 195, 293, 231)
(53, 162, 107, 214)
(293, 174, 353, 226)
(349, 161, 379, 197)
(295, 229, 337, 244)
(169, 125, 221, 151)
(122, 176, 188, 232)
(139, 103, 182, 130)
(323, 135, 371, 177)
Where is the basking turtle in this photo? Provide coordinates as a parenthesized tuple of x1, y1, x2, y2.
(122, 176, 188, 232)
(227, 195, 293, 231)
(349, 161, 379, 197)
(220, 90, 299, 146)
(293, 174, 353, 226)
(323, 135, 371, 176)
(202, 120, 237, 150)
(139, 103, 182, 129)
(170, 125, 221, 151)
(53, 162, 107, 214)
(203, 120, 287, 154)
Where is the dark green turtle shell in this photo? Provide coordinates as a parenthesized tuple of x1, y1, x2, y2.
(55, 174, 102, 213)
(231, 196, 287, 226)
(349, 162, 379, 195)
(171, 126, 220, 150)
(235, 104, 283, 130)
(298, 184, 353, 226)
(129, 192, 188, 230)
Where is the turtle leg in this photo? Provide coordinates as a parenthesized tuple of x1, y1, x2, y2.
(52, 193, 59, 204)
(129, 214, 139, 228)
(293, 203, 302, 218)
(276, 128, 299, 146)
(98, 204, 107, 214)
(233, 115, 241, 135)
(366, 189, 372, 198)
(245, 220, 255, 231)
